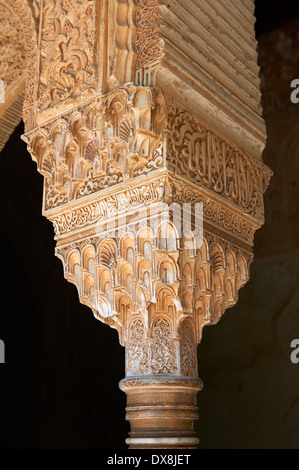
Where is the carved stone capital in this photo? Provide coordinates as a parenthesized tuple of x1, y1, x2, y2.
(19, 0, 270, 448)
(23, 81, 267, 447)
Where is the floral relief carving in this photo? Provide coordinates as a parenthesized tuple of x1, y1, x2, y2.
(37, 0, 97, 110)
(27, 0, 41, 29)
(150, 317, 177, 374)
(0, 4, 27, 87)
(126, 318, 149, 375)
(135, 0, 164, 86)
(179, 319, 197, 377)
(126, 316, 178, 376)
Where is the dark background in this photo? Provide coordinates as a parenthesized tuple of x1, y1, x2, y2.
(0, 0, 299, 449)
(255, 0, 299, 37)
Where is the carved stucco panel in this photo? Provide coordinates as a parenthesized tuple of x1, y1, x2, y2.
(0, 4, 27, 87)
(135, 0, 164, 86)
(166, 98, 271, 223)
(0, 0, 37, 133)
(179, 319, 197, 377)
(37, 0, 97, 111)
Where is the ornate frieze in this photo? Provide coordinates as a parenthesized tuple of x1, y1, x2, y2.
(50, 177, 167, 237)
(48, 173, 258, 250)
(169, 175, 259, 246)
(166, 98, 271, 222)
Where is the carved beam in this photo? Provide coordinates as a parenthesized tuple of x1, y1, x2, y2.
(21, 0, 270, 449)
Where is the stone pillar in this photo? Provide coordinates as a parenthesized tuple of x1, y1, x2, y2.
(120, 283, 203, 449)
(17, 0, 270, 448)
(120, 377, 203, 449)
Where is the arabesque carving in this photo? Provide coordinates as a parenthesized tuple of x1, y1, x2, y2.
(37, 0, 97, 111)
(179, 319, 197, 377)
(0, 0, 39, 151)
(0, 4, 26, 87)
(27, 86, 166, 210)
(3, 0, 37, 130)
(136, 0, 164, 86)
(51, 218, 251, 357)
